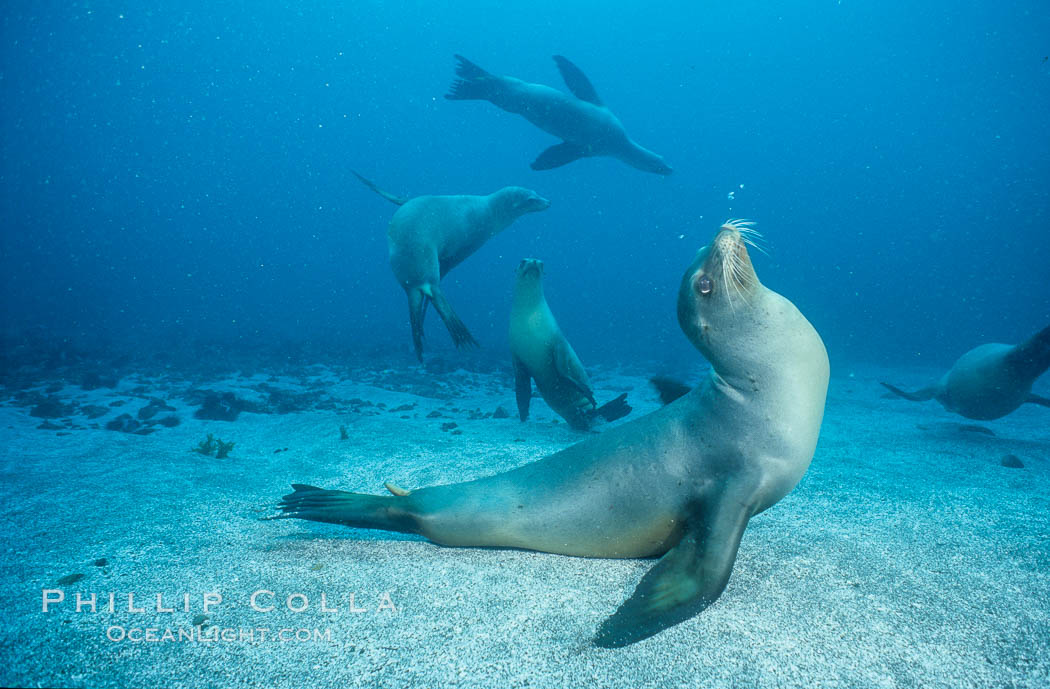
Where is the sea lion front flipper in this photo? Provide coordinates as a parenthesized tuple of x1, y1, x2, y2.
(552, 339, 596, 406)
(531, 142, 588, 171)
(552, 55, 603, 105)
(1026, 393, 1050, 408)
(593, 496, 751, 648)
(513, 355, 532, 421)
(879, 381, 937, 402)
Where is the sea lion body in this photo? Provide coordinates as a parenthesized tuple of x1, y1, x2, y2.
(356, 173, 549, 360)
(882, 326, 1050, 420)
(508, 258, 630, 430)
(446, 55, 672, 175)
(273, 222, 829, 647)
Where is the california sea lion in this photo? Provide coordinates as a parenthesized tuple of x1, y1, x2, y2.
(270, 221, 829, 647)
(445, 55, 672, 175)
(509, 258, 631, 430)
(354, 172, 550, 361)
(881, 325, 1050, 420)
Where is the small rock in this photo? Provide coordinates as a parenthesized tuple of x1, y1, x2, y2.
(81, 405, 109, 419)
(30, 396, 73, 419)
(57, 573, 84, 585)
(492, 406, 510, 419)
(37, 420, 63, 430)
(441, 422, 458, 432)
(156, 415, 180, 428)
(94, 558, 108, 567)
(426, 410, 443, 418)
(191, 614, 209, 627)
(1000, 454, 1024, 469)
(105, 414, 142, 433)
(451, 429, 463, 435)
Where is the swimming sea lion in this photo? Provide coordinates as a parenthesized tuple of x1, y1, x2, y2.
(445, 55, 673, 175)
(270, 221, 829, 647)
(509, 258, 631, 430)
(881, 325, 1050, 420)
(354, 172, 550, 361)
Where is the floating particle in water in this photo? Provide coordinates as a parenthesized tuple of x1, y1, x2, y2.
(727, 191, 735, 200)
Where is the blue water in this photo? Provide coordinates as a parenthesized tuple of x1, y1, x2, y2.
(2, 1, 1049, 368)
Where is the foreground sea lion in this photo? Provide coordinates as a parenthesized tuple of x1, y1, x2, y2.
(881, 325, 1050, 420)
(354, 172, 549, 360)
(271, 221, 830, 647)
(445, 55, 672, 175)
(509, 258, 631, 430)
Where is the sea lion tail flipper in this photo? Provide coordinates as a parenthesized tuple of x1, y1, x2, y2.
(445, 55, 498, 101)
(512, 356, 532, 421)
(351, 170, 407, 206)
(593, 497, 751, 648)
(531, 142, 588, 171)
(595, 393, 631, 422)
(425, 285, 478, 349)
(551, 55, 603, 105)
(266, 484, 418, 534)
(649, 376, 691, 405)
(407, 290, 427, 362)
(1026, 393, 1050, 408)
(879, 381, 937, 402)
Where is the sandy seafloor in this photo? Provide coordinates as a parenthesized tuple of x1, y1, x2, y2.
(1, 357, 1048, 689)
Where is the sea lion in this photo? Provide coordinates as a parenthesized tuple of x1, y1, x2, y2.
(881, 325, 1050, 420)
(445, 55, 672, 175)
(509, 258, 631, 430)
(354, 172, 550, 361)
(270, 220, 829, 647)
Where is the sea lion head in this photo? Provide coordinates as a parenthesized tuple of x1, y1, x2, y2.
(515, 258, 545, 281)
(494, 187, 551, 217)
(677, 220, 765, 363)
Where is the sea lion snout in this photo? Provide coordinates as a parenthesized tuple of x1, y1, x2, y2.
(516, 258, 544, 278)
(523, 192, 551, 212)
(651, 158, 673, 175)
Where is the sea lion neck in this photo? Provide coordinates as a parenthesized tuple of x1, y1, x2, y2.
(512, 269, 545, 308)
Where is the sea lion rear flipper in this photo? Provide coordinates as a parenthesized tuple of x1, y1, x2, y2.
(595, 393, 631, 422)
(552, 339, 596, 405)
(445, 55, 499, 101)
(1008, 324, 1050, 382)
(425, 285, 478, 350)
(650, 376, 692, 405)
(879, 381, 937, 402)
(531, 142, 588, 171)
(266, 484, 418, 534)
(1026, 393, 1050, 408)
(513, 356, 532, 421)
(407, 290, 427, 362)
(593, 496, 751, 648)
(552, 55, 603, 106)
(351, 170, 408, 206)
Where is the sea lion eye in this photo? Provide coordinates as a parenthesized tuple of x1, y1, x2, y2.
(697, 275, 713, 295)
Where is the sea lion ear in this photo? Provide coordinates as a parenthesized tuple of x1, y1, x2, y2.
(593, 495, 751, 648)
(552, 55, 603, 106)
